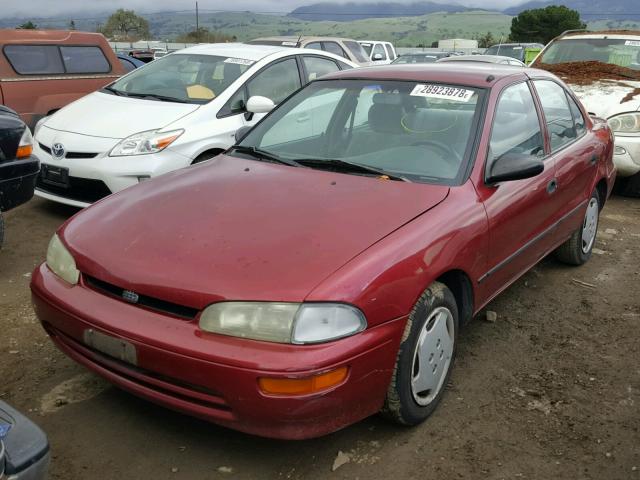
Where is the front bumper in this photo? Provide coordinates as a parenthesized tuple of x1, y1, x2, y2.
(0, 155, 40, 212)
(32, 140, 189, 208)
(31, 264, 404, 439)
(613, 134, 640, 177)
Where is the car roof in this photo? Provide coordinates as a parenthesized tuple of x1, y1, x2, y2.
(174, 42, 301, 60)
(489, 42, 543, 47)
(439, 55, 523, 64)
(320, 63, 545, 87)
(0, 29, 108, 44)
(251, 36, 356, 43)
(560, 30, 640, 40)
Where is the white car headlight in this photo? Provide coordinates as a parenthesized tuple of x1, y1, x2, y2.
(199, 302, 367, 344)
(109, 129, 184, 156)
(608, 112, 640, 135)
(46, 234, 79, 285)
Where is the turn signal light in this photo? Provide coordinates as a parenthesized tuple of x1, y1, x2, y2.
(16, 144, 33, 159)
(258, 367, 348, 395)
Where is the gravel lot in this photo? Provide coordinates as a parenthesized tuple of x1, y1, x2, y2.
(1, 195, 639, 480)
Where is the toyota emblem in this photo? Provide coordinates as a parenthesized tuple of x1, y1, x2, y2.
(52, 143, 65, 159)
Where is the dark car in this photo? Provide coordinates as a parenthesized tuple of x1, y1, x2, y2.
(116, 53, 145, 72)
(0, 106, 38, 247)
(0, 400, 50, 479)
(32, 64, 614, 439)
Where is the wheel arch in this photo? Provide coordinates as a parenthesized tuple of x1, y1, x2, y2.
(191, 148, 226, 164)
(435, 269, 474, 326)
(595, 177, 608, 210)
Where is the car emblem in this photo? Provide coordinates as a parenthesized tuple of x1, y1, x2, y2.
(51, 143, 65, 159)
(122, 290, 139, 304)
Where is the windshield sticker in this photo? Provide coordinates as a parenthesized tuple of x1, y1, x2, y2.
(410, 84, 475, 102)
(625, 40, 640, 47)
(513, 46, 523, 50)
(282, 41, 298, 46)
(224, 57, 255, 66)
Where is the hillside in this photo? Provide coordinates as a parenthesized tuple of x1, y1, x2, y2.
(289, 2, 467, 21)
(503, 0, 636, 20)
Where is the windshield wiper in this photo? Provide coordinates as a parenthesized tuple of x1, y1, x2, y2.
(126, 92, 190, 103)
(231, 146, 302, 167)
(102, 86, 128, 97)
(294, 158, 410, 182)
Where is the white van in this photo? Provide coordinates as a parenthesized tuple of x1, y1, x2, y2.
(359, 41, 397, 65)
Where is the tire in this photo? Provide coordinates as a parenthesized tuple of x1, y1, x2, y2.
(383, 281, 459, 426)
(555, 189, 600, 265)
(0, 212, 4, 249)
(617, 171, 640, 198)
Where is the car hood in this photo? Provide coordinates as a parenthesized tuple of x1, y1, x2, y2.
(568, 80, 640, 119)
(61, 155, 449, 309)
(44, 91, 201, 139)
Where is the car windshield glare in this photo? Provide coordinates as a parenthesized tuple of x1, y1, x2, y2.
(109, 54, 252, 104)
(538, 38, 640, 70)
(238, 79, 484, 184)
(485, 45, 525, 60)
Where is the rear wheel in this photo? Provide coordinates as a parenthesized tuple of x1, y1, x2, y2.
(617, 171, 640, 198)
(555, 189, 600, 265)
(383, 281, 458, 425)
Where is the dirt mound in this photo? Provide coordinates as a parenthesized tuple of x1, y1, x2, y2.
(533, 61, 640, 85)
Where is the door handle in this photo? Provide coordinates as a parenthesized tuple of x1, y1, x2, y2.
(547, 178, 558, 194)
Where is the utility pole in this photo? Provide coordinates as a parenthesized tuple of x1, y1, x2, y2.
(196, 1, 199, 42)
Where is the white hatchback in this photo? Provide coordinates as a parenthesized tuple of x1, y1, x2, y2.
(33, 43, 356, 207)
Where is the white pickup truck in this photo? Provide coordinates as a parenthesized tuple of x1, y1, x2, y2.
(533, 30, 640, 196)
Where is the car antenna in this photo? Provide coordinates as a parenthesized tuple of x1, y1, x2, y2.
(496, 35, 504, 56)
(297, 34, 303, 47)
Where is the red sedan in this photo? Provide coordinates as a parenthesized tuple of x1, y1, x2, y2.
(31, 64, 615, 439)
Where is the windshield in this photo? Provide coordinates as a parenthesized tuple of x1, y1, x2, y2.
(108, 54, 252, 104)
(538, 38, 640, 70)
(237, 79, 484, 184)
(393, 55, 438, 64)
(344, 41, 370, 63)
(485, 45, 525, 61)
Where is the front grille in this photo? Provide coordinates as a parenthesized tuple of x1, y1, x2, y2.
(84, 275, 200, 320)
(39, 143, 98, 159)
(36, 176, 111, 204)
(44, 324, 233, 415)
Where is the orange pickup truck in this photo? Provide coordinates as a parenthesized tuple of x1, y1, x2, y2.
(0, 29, 126, 130)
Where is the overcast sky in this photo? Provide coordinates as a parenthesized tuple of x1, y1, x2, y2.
(3, 0, 530, 19)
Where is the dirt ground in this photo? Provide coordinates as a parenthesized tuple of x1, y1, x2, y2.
(1, 196, 639, 480)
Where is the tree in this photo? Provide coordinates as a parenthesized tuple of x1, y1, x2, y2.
(17, 21, 37, 29)
(100, 9, 150, 41)
(69, 20, 76, 30)
(175, 27, 234, 44)
(510, 5, 585, 44)
(475, 32, 496, 49)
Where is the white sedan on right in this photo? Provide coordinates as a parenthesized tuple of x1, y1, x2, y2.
(33, 43, 356, 207)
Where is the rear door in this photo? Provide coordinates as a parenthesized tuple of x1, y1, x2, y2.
(531, 79, 599, 242)
(478, 81, 558, 295)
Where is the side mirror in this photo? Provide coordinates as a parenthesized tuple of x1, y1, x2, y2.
(246, 96, 275, 114)
(234, 125, 252, 144)
(486, 152, 544, 184)
(373, 53, 383, 61)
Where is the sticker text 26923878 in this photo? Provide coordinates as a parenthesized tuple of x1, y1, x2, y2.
(410, 84, 475, 102)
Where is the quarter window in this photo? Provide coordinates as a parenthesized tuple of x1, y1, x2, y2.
(60, 46, 110, 73)
(302, 56, 340, 82)
(4, 45, 64, 74)
(373, 44, 387, 60)
(247, 58, 301, 105)
(384, 44, 395, 60)
(534, 80, 577, 151)
(323, 42, 348, 59)
(567, 95, 586, 137)
(489, 82, 544, 162)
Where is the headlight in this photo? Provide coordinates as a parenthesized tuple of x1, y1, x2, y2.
(16, 127, 33, 159)
(199, 302, 367, 344)
(46, 234, 79, 285)
(109, 129, 183, 156)
(608, 112, 640, 134)
(33, 117, 47, 139)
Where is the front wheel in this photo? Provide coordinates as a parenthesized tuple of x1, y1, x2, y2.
(383, 281, 458, 425)
(555, 189, 600, 265)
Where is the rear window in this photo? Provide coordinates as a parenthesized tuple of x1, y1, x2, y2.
(60, 46, 110, 73)
(4, 45, 64, 74)
(4, 44, 111, 75)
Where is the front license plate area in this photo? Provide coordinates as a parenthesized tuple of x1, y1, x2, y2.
(41, 164, 69, 188)
(83, 329, 138, 366)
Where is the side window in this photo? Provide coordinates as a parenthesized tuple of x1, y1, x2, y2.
(4, 45, 64, 74)
(60, 46, 110, 73)
(306, 42, 323, 51)
(384, 44, 395, 60)
(322, 42, 348, 59)
(119, 57, 136, 72)
(567, 95, 586, 137)
(372, 44, 387, 60)
(489, 82, 544, 162)
(534, 80, 576, 151)
(247, 58, 301, 105)
(302, 56, 340, 82)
